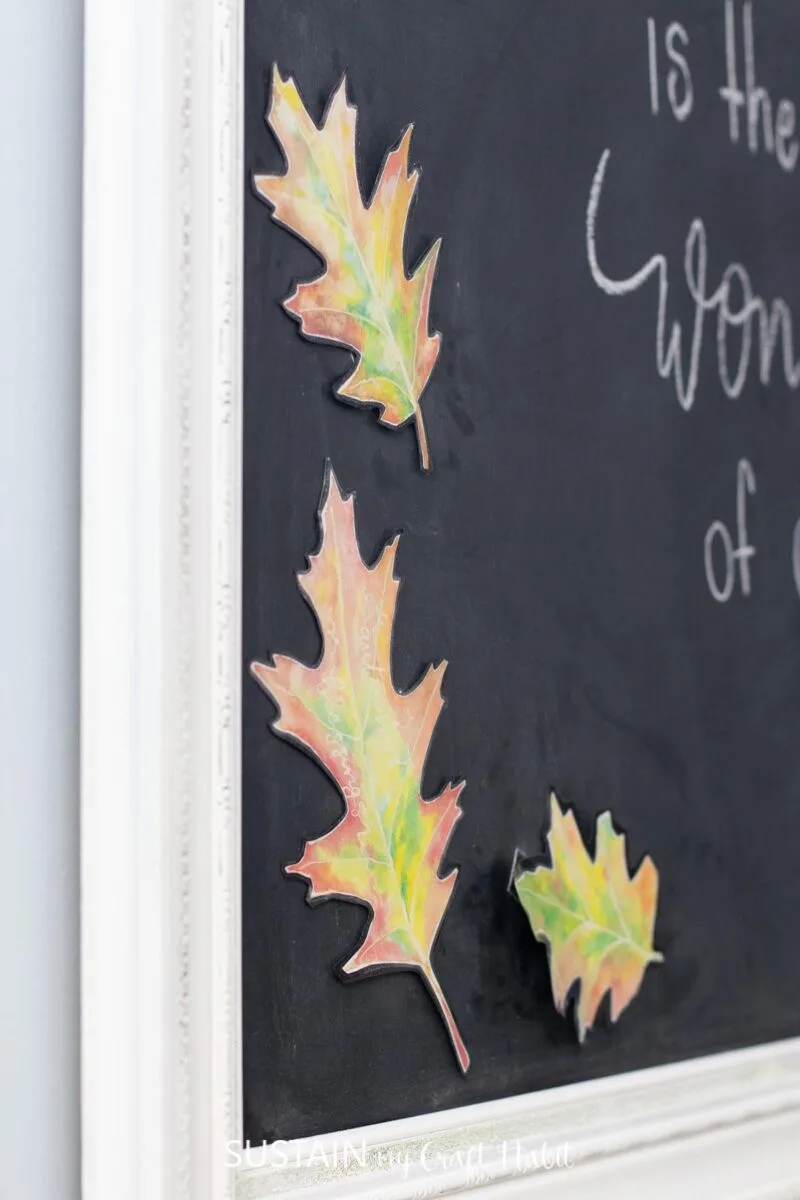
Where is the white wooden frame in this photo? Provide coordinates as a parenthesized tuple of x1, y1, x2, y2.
(80, 1, 800, 1197)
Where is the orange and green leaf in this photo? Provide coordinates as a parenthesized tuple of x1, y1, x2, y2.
(254, 67, 442, 470)
(251, 466, 469, 1071)
(514, 795, 662, 1041)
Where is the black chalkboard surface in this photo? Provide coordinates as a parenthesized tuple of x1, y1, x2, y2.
(242, 0, 800, 1144)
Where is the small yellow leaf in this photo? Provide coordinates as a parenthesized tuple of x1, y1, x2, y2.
(515, 795, 662, 1041)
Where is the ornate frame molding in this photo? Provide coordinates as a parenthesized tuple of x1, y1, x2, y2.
(81, 2, 800, 1197)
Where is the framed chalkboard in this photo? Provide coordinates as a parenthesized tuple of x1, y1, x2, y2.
(80, 0, 800, 1197)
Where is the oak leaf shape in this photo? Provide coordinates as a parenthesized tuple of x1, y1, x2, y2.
(514, 795, 662, 1041)
(254, 67, 442, 470)
(251, 466, 469, 1071)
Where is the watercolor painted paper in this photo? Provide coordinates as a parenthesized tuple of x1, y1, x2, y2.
(251, 466, 469, 1071)
(514, 795, 662, 1041)
(254, 67, 442, 469)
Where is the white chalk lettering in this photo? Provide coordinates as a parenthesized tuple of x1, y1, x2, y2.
(720, 1, 798, 171)
(704, 459, 757, 602)
(666, 22, 693, 122)
(647, 17, 694, 122)
(587, 149, 800, 411)
(647, 17, 660, 114)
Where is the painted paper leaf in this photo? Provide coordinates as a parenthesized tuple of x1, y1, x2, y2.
(254, 67, 442, 470)
(251, 466, 469, 1072)
(514, 795, 662, 1041)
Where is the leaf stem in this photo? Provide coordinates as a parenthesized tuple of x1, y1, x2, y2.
(415, 408, 431, 471)
(422, 963, 470, 1073)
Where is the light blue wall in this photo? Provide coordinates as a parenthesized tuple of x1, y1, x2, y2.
(0, 2, 82, 1196)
